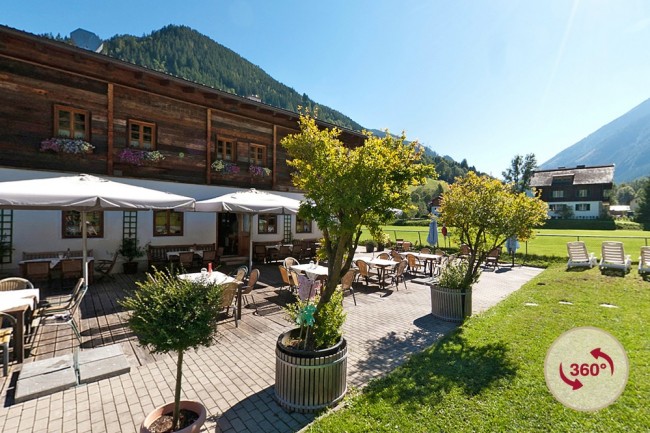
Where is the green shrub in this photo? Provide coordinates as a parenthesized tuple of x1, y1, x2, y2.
(542, 219, 615, 230)
(614, 219, 643, 230)
(284, 289, 346, 350)
(438, 259, 479, 290)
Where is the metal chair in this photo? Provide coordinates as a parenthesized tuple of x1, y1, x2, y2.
(39, 278, 87, 344)
(283, 256, 300, 270)
(233, 265, 248, 282)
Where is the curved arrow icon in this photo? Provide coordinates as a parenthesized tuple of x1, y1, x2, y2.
(591, 348, 614, 375)
(559, 363, 583, 390)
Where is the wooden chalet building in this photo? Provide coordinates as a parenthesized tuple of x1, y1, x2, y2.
(529, 164, 615, 219)
(0, 25, 365, 272)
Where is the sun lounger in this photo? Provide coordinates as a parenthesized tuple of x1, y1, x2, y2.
(566, 241, 597, 269)
(639, 246, 650, 275)
(599, 241, 631, 272)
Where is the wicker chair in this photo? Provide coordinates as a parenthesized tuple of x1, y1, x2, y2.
(0, 277, 34, 291)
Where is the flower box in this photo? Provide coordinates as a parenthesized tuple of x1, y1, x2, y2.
(40, 137, 95, 155)
(118, 148, 165, 166)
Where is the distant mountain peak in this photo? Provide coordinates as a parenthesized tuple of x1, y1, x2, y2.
(540, 98, 650, 183)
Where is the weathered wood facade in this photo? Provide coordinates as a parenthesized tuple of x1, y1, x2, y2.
(0, 25, 365, 189)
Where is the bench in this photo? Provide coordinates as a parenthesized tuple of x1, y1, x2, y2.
(147, 243, 216, 271)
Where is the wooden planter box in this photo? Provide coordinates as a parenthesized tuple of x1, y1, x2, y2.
(429, 284, 472, 323)
(275, 329, 347, 413)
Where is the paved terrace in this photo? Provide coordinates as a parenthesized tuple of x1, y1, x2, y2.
(0, 254, 543, 433)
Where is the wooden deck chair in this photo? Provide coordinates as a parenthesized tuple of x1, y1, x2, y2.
(599, 242, 631, 272)
(566, 241, 597, 269)
(25, 261, 51, 288)
(0, 277, 34, 291)
(639, 246, 650, 275)
(95, 250, 118, 281)
(278, 265, 296, 293)
(60, 259, 83, 288)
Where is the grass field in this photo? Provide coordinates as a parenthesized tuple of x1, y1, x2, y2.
(378, 226, 650, 260)
(307, 264, 650, 432)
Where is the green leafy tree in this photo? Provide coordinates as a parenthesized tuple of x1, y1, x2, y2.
(502, 153, 537, 192)
(615, 184, 636, 205)
(439, 172, 548, 288)
(281, 115, 435, 346)
(120, 268, 223, 431)
(635, 178, 650, 230)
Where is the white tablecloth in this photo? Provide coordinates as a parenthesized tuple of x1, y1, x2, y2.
(166, 250, 204, 259)
(0, 288, 40, 311)
(291, 263, 329, 281)
(178, 271, 235, 285)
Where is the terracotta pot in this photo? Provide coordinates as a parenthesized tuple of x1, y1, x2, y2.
(140, 400, 206, 433)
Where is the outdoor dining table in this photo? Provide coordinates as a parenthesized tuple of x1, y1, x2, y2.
(0, 288, 40, 363)
(291, 263, 329, 280)
(359, 257, 397, 287)
(177, 271, 244, 319)
(400, 252, 442, 276)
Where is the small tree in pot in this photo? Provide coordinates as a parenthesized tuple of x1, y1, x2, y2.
(118, 237, 145, 274)
(120, 268, 223, 432)
(278, 114, 435, 411)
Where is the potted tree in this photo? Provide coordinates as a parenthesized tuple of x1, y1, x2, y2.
(120, 268, 223, 433)
(278, 114, 435, 412)
(363, 239, 377, 253)
(429, 258, 479, 322)
(437, 172, 547, 317)
(118, 237, 145, 274)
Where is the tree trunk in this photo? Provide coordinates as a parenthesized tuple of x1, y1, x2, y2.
(173, 350, 184, 431)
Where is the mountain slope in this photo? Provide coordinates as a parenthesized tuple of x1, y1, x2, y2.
(103, 25, 362, 130)
(540, 98, 650, 183)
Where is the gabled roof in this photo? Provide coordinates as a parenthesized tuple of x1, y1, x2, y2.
(530, 165, 615, 187)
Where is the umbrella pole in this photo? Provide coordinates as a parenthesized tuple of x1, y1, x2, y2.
(82, 211, 89, 289)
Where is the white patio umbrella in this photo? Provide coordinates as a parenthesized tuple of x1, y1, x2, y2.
(0, 173, 195, 288)
(194, 188, 301, 270)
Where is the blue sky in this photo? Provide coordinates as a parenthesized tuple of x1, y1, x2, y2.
(4, 1, 650, 177)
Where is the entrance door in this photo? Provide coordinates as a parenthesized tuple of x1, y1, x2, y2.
(217, 213, 238, 255)
(238, 214, 251, 258)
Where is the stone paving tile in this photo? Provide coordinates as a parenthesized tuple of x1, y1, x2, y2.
(0, 259, 541, 432)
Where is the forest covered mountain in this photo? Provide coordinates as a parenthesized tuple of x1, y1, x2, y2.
(44, 24, 477, 183)
(540, 98, 650, 183)
(103, 25, 362, 131)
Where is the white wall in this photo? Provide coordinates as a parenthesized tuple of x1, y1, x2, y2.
(0, 168, 315, 273)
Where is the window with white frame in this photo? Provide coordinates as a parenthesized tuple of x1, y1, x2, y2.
(575, 204, 591, 212)
(552, 190, 565, 198)
(258, 214, 277, 234)
(577, 189, 588, 198)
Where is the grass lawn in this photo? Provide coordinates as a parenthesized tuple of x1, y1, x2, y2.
(307, 265, 650, 432)
(379, 226, 650, 260)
